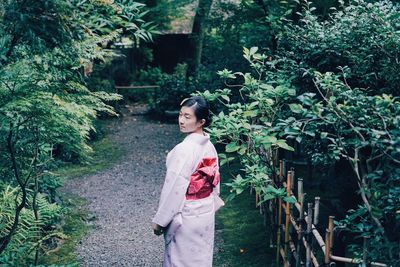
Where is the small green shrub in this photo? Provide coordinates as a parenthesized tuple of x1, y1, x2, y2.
(0, 185, 65, 266)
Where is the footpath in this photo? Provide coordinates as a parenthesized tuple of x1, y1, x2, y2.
(64, 106, 184, 266)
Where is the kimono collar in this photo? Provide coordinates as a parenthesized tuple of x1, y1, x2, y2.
(184, 132, 210, 145)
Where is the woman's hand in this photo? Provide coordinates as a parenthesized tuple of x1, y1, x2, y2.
(152, 223, 164, 236)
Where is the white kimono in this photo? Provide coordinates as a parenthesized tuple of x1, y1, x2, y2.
(152, 132, 222, 267)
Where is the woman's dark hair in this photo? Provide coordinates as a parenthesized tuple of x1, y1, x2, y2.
(180, 96, 212, 127)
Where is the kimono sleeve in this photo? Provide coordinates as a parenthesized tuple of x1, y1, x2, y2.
(152, 143, 194, 227)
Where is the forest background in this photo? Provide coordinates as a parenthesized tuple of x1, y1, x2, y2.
(0, 0, 399, 266)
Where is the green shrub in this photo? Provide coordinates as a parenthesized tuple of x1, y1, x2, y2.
(0, 0, 154, 264)
(203, 1, 400, 264)
(0, 185, 65, 266)
(279, 0, 400, 95)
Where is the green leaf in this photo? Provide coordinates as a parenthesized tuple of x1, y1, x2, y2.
(260, 135, 277, 144)
(304, 130, 315, 137)
(259, 84, 274, 90)
(249, 47, 258, 55)
(243, 110, 258, 117)
(225, 142, 240, 153)
(236, 188, 245, 194)
(264, 185, 284, 195)
(276, 140, 295, 151)
(238, 146, 247, 155)
(287, 89, 296, 96)
(217, 69, 236, 79)
(283, 196, 296, 203)
(262, 194, 276, 202)
(221, 95, 230, 102)
(289, 103, 303, 114)
(220, 157, 235, 166)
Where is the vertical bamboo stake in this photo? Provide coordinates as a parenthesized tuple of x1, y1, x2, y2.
(328, 216, 335, 252)
(306, 203, 313, 267)
(314, 197, 320, 226)
(298, 179, 304, 205)
(296, 178, 304, 267)
(325, 228, 331, 265)
(291, 168, 295, 193)
(284, 171, 292, 259)
(276, 159, 283, 267)
(295, 197, 304, 267)
(312, 196, 321, 262)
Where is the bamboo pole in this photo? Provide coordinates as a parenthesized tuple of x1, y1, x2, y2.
(291, 168, 295, 193)
(279, 160, 283, 181)
(314, 197, 320, 226)
(285, 205, 326, 254)
(298, 179, 304, 205)
(328, 216, 335, 252)
(370, 262, 388, 267)
(289, 239, 297, 257)
(279, 247, 290, 267)
(324, 229, 331, 265)
(311, 225, 325, 253)
(293, 201, 326, 251)
(278, 178, 388, 267)
(295, 197, 304, 267)
(280, 205, 318, 265)
(284, 171, 292, 259)
(312, 197, 321, 260)
(306, 203, 313, 267)
(329, 255, 387, 267)
(280, 224, 301, 266)
(301, 237, 320, 267)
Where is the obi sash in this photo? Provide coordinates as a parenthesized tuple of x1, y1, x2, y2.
(186, 157, 220, 200)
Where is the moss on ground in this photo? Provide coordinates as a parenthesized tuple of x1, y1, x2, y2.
(40, 195, 89, 266)
(56, 136, 125, 181)
(214, 166, 276, 267)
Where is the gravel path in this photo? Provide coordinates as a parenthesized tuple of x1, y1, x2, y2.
(63, 107, 186, 266)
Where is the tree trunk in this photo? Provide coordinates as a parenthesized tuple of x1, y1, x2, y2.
(0, 124, 28, 254)
(187, 0, 213, 79)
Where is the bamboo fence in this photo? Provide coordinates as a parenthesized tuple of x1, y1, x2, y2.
(253, 159, 388, 267)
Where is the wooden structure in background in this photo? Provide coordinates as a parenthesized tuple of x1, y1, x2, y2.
(253, 159, 388, 267)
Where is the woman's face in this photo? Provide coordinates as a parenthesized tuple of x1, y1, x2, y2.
(179, 106, 205, 134)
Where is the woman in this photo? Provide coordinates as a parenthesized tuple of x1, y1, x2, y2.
(152, 96, 223, 267)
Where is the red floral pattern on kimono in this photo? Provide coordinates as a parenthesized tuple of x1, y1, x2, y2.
(186, 157, 220, 200)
